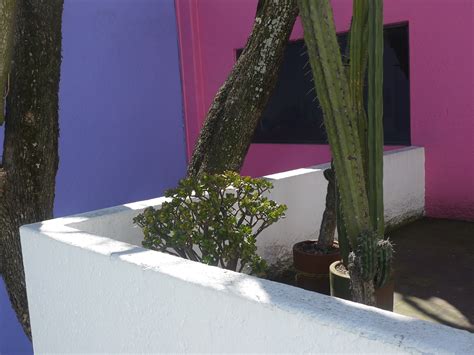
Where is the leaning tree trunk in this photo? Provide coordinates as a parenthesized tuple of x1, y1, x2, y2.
(187, 0, 298, 177)
(0, 0, 64, 340)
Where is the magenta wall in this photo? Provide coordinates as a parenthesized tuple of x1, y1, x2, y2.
(176, 0, 474, 221)
(406, 0, 473, 220)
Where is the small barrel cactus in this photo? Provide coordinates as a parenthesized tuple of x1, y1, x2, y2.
(357, 231, 378, 282)
(374, 239, 394, 289)
(354, 231, 393, 287)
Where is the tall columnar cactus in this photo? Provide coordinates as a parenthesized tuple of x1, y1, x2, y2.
(367, 0, 385, 237)
(338, 0, 370, 270)
(298, 0, 371, 246)
(348, 0, 369, 171)
(344, 0, 389, 262)
(299, 0, 392, 305)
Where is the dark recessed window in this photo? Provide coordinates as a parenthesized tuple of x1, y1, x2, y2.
(242, 24, 410, 145)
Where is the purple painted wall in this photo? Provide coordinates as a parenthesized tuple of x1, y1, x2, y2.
(177, 0, 474, 221)
(57, 0, 186, 216)
(0, 0, 186, 353)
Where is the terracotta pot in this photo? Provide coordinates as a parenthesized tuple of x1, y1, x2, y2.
(329, 260, 394, 311)
(292, 241, 340, 295)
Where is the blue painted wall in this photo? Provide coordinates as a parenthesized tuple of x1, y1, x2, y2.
(0, 0, 186, 353)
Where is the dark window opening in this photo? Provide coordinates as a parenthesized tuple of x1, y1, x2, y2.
(240, 24, 411, 145)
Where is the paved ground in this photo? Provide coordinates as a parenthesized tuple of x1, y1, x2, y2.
(269, 217, 474, 332)
(388, 218, 474, 332)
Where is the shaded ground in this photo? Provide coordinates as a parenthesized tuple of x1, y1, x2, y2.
(268, 217, 474, 332)
(388, 217, 474, 332)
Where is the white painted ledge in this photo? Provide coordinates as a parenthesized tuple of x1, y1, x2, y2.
(22, 147, 472, 354)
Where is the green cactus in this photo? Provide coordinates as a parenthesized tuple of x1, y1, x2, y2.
(374, 239, 394, 288)
(348, 0, 369, 172)
(356, 231, 377, 281)
(355, 231, 393, 287)
(298, 0, 370, 248)
(299, 0, 392, 302)
(336, 182, 350, 268)
(338, 0, 369, 270)
(366, 0, 391, 290)
(367, 0, 385, 237)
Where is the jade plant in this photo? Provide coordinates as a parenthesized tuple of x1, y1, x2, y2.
(134, 171, 287, 274)
(298, 0, 393, 305)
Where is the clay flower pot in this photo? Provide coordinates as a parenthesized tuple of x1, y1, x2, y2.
(293, 240, 340, 294)
(329, 260, 395, 311)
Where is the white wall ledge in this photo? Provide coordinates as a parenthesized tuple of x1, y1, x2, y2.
(22, 146, 472, 353)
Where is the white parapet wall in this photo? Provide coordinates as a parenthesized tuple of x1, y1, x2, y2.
(22, 146, 469, 354)
(258, 146, 426, 263)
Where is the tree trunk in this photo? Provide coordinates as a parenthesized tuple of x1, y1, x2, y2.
(0, 0, 17, 124)
(187, 0, 298, 177)
(0, 0, 64, 340)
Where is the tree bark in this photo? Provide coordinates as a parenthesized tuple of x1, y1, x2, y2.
(0, 0, 17, 124)
(187, 0, 298, 177)
(0, 0, 63, 340)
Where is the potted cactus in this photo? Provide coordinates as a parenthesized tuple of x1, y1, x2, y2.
(293, 165, 340, 294)
(298, 0, 394, 307)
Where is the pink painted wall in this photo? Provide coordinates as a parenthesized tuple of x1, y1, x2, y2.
(175, 0, 474, 221)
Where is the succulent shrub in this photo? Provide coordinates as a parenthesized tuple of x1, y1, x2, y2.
(134, 171, 287, 274)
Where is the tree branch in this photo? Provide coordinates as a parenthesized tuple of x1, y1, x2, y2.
(187, 0, 298, 177)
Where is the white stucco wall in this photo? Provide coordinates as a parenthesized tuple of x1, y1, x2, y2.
(21, 146, 458, 354)
(51, 147, 424, 265)
(49, 147, 425, 265)
(21, 217, 472, 353)
(258, 146, 425, 262)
